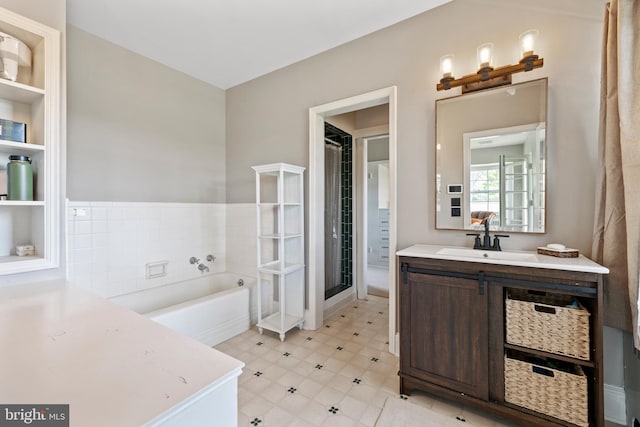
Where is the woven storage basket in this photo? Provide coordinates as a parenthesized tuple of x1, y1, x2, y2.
(506, 289, 591, 360)
(504, 356, 588, 427)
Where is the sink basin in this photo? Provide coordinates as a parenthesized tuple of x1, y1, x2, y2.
(436, 247, 537, 262)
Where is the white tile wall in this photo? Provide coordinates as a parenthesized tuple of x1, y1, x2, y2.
(225, 204, 258, 278)
(67, 201, 227, 298)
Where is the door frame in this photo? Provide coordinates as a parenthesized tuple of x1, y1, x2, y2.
(307, 86, 398, 354)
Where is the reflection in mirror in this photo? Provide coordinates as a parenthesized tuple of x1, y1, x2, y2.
(436, 78, 547, 233)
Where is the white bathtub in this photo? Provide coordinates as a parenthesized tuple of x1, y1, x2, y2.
(110, 273, 256, 347)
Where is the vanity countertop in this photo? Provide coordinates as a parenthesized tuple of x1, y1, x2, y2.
(0, 280, 244, 427)
(397, 244, 609, 274)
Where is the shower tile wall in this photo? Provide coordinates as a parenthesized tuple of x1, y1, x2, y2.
(341, 137, 353, 289)
(66, 201, 226, 298)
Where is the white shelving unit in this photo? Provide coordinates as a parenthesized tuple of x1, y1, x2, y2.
(253, 163, 305, 341)
(0, 7, 61, 275)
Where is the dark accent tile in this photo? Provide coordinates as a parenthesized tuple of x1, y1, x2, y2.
(306, 337, 313, 341)
(315, 364, 323, 370)
(336, 346, 343, 351)
(328, 406, 339, 414)
(283, 352, 291, 357)
(367, 321, 373, 325)
(400, 395, 408, 400)
(288, 387, 297, 394)
(456, 416, 467, 422)
(254, 371, 263, 377)
(353, 378, 361, 384)
(371, 357, 379, 362)
(250, 417, 262, 426)
(353, 332, 359, 336)
(256, 342, 264, 346)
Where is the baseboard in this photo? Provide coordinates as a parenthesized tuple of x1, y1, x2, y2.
(604, 383, 627, 425)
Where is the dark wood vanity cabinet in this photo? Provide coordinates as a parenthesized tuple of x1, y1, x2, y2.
(398, 255, 605, 427)
(400, 270, 489, 400)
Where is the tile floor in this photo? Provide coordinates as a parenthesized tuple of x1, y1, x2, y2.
(215, 295, 522, 427)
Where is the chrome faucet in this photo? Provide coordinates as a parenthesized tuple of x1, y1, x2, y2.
(198, 263, 209, 273)
(466, 220, 509, 251)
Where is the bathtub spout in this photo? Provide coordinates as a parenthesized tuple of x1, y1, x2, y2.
(198, 263, 209, 273)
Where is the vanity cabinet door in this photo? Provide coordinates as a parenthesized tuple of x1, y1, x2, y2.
(400, 269, 489, 400)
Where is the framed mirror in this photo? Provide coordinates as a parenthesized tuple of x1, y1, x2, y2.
(435, 78, 547, 233)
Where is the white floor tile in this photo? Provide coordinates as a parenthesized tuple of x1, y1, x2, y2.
(215, 295, 515, 427)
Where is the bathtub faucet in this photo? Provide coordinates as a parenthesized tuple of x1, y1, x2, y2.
(198, 263, 209, 273)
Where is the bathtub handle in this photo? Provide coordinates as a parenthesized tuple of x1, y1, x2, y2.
(206, 254, 216, 263)
(189, 257, 200, 265)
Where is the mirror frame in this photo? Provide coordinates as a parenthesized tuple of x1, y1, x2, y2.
(434, 78, 548, 234)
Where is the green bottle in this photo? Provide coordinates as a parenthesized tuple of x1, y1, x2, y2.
(7, 155, 33, 201)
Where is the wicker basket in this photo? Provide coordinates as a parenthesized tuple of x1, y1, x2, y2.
(505, 356, 588, 427)
(506, 289, 591, 360)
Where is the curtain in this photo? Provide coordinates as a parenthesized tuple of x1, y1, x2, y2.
(325, 144, 342, 294)
(592, 0, 640, 349)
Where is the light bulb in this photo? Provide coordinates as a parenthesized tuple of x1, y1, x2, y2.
(520, 29, 538, 58)
(477, 43, 493, 69)
(440, 54, 454, 78)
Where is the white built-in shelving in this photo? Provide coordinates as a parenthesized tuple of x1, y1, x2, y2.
(253, 163, 305, 341)
(0, 7, 61, 275)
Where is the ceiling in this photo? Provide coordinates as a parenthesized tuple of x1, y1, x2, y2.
(66, 0, 450, 89)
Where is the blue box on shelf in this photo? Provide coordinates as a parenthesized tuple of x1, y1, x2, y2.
(0, 118, 26, 143)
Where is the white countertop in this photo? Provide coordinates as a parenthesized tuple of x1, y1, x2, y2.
(397, 244, 609, 274)
(0, 280, 244, 427)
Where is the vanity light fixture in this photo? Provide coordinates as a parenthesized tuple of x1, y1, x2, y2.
(437, 29, 543, 93)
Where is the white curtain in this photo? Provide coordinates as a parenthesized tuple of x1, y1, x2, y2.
(592, 0, 640, 349)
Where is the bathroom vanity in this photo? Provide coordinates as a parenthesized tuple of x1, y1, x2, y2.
(0, 280, 244, 427)
(397, 244, 608, 427)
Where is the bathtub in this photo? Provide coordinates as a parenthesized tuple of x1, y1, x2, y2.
(110, 273, 256, 347)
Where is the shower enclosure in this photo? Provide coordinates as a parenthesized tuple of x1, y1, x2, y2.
(324, 122, 353, 300)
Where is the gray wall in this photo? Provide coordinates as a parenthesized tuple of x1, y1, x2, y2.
(226, 0, 603, 254)
(67, 25, 226, 202)
(224, 0, 631, 393)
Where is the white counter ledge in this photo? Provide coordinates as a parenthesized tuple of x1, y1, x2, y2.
(0, 280, 244, 427)
(397, 244, 609, 274)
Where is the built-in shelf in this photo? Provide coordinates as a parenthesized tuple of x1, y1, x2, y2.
(258, 260, 303, 275)
(0, 6, 61, 276)
(0, 79, 45, 103)
(0, 200, 45, 206)
(0, 140, 45, 155)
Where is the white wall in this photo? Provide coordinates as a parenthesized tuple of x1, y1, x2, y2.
(66, 25, 226, 203)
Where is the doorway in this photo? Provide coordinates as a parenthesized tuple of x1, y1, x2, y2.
(307, 86, 398, 354)
(365, 135, 390, 298)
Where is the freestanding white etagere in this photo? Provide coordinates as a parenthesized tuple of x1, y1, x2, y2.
(253, 163, 305, 341)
